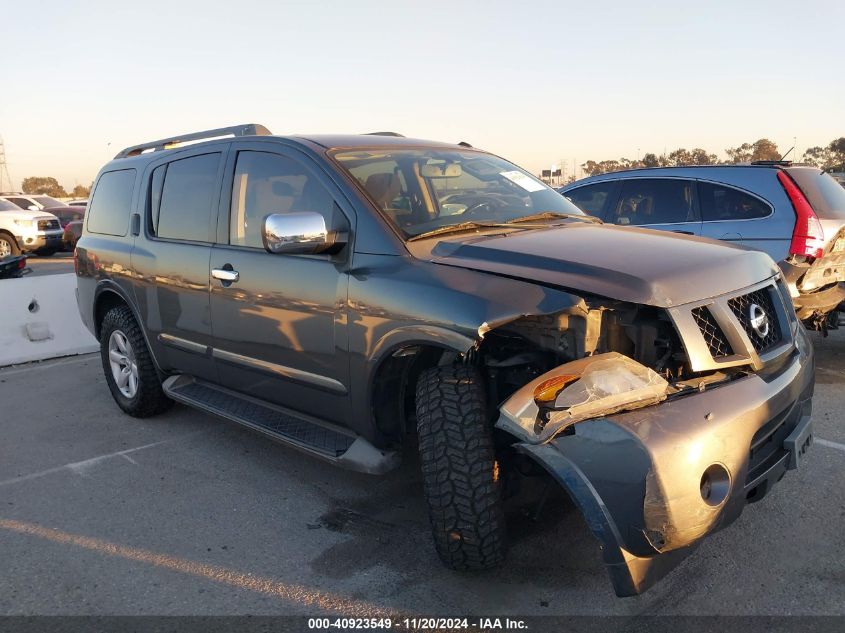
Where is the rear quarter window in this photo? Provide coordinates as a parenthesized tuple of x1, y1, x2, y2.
(698, 181, 771, 221)
(86, 169, 136, 236)
(787, 169, 845, 219)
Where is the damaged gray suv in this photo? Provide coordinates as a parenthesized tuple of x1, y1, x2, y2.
(75, 125, 815, 596)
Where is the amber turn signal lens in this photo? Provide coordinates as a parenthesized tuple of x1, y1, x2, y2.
(533, 374, 579, 403)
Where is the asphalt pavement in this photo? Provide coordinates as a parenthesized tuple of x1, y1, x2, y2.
(0, 331, 843, 619)
(23, 251, 74, 277)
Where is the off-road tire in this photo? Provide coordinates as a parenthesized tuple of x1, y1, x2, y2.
(415, 365, 507, 570)
(100, 305, 172, 417)
(0, 233, 20, 257)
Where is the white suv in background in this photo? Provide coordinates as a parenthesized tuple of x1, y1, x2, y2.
(0, 198, 64, 257)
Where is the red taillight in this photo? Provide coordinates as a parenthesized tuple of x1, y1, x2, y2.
(18, 257, 26, 270)
(778, 170, 825, 259)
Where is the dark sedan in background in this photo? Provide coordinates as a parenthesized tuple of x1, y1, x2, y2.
(43, 206, 85, 251)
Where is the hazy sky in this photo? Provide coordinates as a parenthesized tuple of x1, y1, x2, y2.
(2, 0, 842, 190)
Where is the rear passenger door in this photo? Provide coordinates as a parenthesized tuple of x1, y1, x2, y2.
(607, 178, 701, 235)
(131, 145, 228, 383)
(697, 180, 779, 253)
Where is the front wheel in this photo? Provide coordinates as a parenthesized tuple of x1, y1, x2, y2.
(415, 365, 507, 570)
(0, 233, 20, 257)
(100, 305, 172, 417)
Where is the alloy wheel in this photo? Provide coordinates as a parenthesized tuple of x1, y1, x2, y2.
(108, 330, 139, 398)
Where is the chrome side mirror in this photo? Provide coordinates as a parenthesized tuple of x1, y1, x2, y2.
(262, 212, 345, 255)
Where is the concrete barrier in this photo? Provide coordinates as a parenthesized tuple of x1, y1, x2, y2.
(0, 273, 98, 367)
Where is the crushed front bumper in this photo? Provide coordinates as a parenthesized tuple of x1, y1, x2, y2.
(497, 328, 815, 597)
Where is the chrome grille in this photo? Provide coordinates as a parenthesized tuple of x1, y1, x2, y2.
(728, 287, 782, 353)
(691, 306, 733, 357)
(37, 218, 60, 231)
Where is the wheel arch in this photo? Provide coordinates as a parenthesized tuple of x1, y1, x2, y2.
(0, 229, 21, 253)
(93, 283, 166, 375)
(366, 326, 477, 444)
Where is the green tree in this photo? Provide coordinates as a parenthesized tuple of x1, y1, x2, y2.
(751, 138, 780, 162)
(71, 184, 90, 199)
(666, 148, 693, 166)
(642, 153, 660, 168)
(726, 139, 780, 164)
(690, 148, 718, 165)
(725, 142, 753, 163)
(802, 145, 832, 168)
(803, 138, 845, 171)
(21, 176, 68, 197)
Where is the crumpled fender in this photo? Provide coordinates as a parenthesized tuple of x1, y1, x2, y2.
(513, 420, 697, 597)
(502, 332, 815, 597)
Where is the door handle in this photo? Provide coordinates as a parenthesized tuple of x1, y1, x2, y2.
(672, 230, 694, 235)
(211, 268, 239, 283)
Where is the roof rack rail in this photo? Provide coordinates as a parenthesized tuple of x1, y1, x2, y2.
(365, 131, 405, 137)
(115, 123, 272, 159)
(751, 160, 792, 166)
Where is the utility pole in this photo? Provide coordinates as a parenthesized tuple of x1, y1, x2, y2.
(0, 137, 13, 192)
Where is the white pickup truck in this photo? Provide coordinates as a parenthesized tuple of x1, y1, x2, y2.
(0, 198, 64, 257)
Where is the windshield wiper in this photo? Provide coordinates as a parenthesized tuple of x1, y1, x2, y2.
(406, 212, 602, 242)
(407, 221, 514, 242)
(503, 211, 603, 225)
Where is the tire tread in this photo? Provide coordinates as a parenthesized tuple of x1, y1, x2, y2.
(415, 365, 507, 570)
(100, 305, 172, 418)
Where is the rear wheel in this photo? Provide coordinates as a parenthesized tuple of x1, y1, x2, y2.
(0, 233, 20, 257)
(100, 305, 172, 417)
(415, 365, 507, 570)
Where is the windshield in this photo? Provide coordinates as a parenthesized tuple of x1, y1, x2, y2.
(333, 148, 584, 238)
(0, 199, 19, 211)
(33, 196, 66, 208)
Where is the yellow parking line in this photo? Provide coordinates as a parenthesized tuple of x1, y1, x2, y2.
(0, 518, 396, 617)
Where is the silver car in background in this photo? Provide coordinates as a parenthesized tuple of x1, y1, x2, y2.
(560, 163, 845, 329)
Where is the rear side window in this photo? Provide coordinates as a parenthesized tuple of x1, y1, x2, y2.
(698, 182, 771, 221)
(154, 153, 221, 242)
(6, 197, 32, 209)
(86, 169, 136, 236)
(33, 196, 64, 208)
(787, 169, 845, 219)
(611, 179, 696, 225)
(564, 182, 616, 217)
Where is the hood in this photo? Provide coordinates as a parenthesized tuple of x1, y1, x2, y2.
(0, 208, 59, 222)
(423, 224, 778, 307)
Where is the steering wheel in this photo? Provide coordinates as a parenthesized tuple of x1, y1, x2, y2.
(461, 196, 506, 218)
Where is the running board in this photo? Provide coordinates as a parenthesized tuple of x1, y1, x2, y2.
(162, 375, 400, 474)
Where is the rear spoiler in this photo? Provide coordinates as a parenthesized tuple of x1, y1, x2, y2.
(114, 123, 272, 159)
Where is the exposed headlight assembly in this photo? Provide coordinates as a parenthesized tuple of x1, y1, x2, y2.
(500, 352, 671, 444)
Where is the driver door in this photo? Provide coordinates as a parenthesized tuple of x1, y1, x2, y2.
(209, 143, 354, 426)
